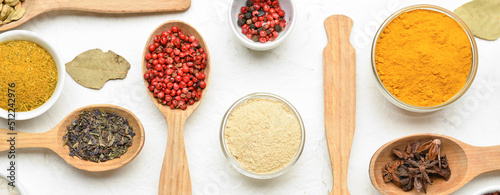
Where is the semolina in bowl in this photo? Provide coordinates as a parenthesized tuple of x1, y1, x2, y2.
(371, 5, 478, 112)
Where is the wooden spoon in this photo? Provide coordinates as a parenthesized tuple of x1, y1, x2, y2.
(0, 104, 145, 172)
(0, 0, 191, 32)
(142, 20, 210, 195)
(323, 15, 356, 195)
(369, 133, 500, 195)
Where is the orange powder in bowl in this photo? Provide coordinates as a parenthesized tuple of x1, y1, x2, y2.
(375, 9, 472, 107)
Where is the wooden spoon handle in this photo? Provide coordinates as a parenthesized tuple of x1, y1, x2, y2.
(323, 15, 356, 195)
(159, 115, 191, 195)
(0, 128, 56, 151)
(46, 0, 191, 13)
(468, 145, 500, 177)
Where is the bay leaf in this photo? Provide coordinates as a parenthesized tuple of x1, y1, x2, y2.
(454, 0, 500, 40)
(66, 49, 131, 89)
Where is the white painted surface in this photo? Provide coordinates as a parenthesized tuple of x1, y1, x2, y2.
(0, 0, 499, 194)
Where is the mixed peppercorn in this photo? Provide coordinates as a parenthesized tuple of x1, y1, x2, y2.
(144, 26, 208, 110)
(237, 0, 287, 43)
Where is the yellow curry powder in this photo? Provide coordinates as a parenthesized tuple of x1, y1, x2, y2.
(0, 41, 58, 112)
(375, 9, 472, 107)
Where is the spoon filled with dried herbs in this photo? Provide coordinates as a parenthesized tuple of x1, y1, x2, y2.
(0, 104, 145, 172)
(142, 20, 210, 195)
(369, 133, 500, 194)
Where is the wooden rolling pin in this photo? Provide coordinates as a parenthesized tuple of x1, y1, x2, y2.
(323, 15, 356, 195)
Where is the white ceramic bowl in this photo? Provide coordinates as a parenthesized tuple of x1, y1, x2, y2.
(228, 0, 296, 50)
(0, 171, 26, 195)
(0, 30, 65, 120)
(475, 186, 500, 195)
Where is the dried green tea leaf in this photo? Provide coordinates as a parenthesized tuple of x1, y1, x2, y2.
(455, 0, 500, 40)
(66, 49, 130, 89)
(62, 109, 135, 163)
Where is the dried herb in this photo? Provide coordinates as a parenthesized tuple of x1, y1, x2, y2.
(383, 139, 451, 193)
(455, 0, 500, 40)
(65, 49, 131, 89)
(62, 109, 135, 163)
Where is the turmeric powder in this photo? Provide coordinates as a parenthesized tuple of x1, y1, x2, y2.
(375, 9, 472, 107)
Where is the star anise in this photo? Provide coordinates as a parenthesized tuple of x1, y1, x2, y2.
(427, 155, 451, 180)
(382, 139, 451, 194)
(392, 148, 407, 159)
(383, 160, 415, 190)
(413, 175, 426, 193)
(408, 141, 421, 159)
(392, 141, 421, 160)
(397, 165, 413, 191)
(408, 159, 438, 193)
(383, 160, 401, 183)
(418, 139, 441, 167)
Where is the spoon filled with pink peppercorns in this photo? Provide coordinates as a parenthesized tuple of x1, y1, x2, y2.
(142, 20, 210, 195)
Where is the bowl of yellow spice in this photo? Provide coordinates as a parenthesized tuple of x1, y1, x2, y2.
(372, 4, 478, 112)
(0, 30, 65, 120)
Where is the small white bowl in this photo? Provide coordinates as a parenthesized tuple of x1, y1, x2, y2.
(0, 171, 26, 195)
(0, 30, 65, 120)
(475, 186, 500, 195)
(228, 0, 296, 50)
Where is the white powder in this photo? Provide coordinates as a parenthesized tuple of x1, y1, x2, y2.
(225, 98, 302, 174)
(0, 176, 20, 195)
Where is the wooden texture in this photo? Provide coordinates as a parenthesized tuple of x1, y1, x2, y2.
(0, 0, 191, 31)
(141, 20, 210, 195)
(369, 133, 500, 195)
(323, 15, 356, 195)
(0, 104, 145, 172)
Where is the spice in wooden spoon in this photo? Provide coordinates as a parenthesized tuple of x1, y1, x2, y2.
(0, 0, 25, 26)
(369, 133, 500, 195)
(62, 109, 136, 163)
(0, 104, 145, 172)
(142, 20, 211, 194)
(143, 25, 208, 110)
(382, 139, 451, 193)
